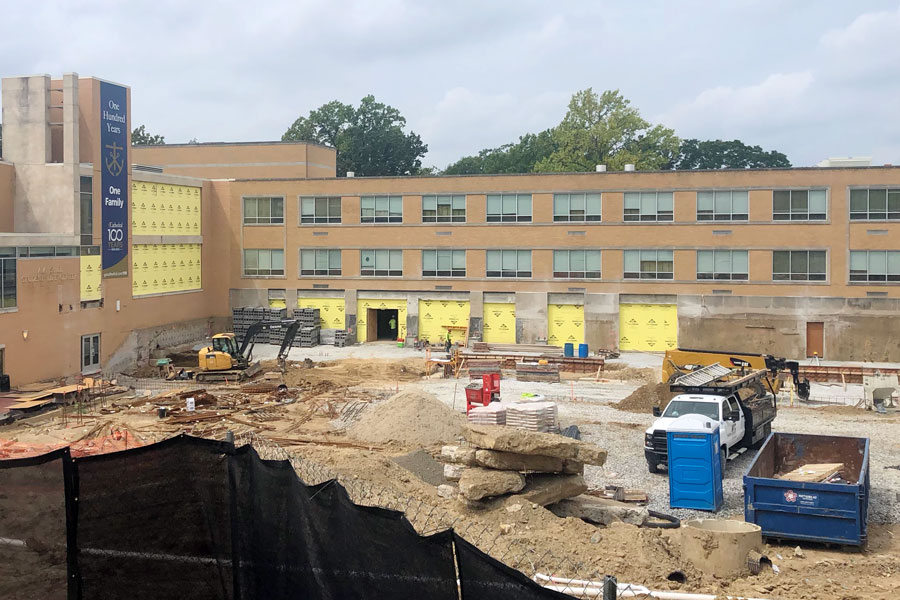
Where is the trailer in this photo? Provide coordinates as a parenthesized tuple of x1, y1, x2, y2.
(744, 432, 870, 547)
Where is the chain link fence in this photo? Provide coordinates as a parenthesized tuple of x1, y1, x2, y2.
(235, 431, 660, 599)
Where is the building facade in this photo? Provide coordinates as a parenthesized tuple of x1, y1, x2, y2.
(2, 73, 900, 385)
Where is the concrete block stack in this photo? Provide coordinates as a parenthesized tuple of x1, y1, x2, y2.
(439, 424, 607, 506)
(333, 330, 351, 347)
(292, 308, 320, 347)
(505, 402, 558, 433)
(466, 404, 506, 426)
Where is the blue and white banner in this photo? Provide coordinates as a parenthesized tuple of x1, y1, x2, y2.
(100, 81, 128, 277)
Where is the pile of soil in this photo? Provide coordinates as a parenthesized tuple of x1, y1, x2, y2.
(348, 389, 465, 446)
(602, 364, 657, 382)
(283, 358, 426, 389)
(613, 382, 677, 414)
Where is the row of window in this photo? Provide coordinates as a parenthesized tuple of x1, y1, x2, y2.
(245, 188, 900, 225)
(244, 248, 896, 282)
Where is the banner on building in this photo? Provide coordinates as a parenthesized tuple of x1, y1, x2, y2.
(100, 81, 128, 278)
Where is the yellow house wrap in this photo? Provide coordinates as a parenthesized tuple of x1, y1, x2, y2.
(298, 297, 346, 329)
(482, 302, 516, 343)
(79, 254, 101, 301)
(619, 304, 678, 351)
(418, 299, 470, 344)
(547, 303, 585, 346)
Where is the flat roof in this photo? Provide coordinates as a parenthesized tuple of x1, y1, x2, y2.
(133, 140, 335, 152)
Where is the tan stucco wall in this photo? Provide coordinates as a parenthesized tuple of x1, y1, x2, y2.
(0, 162, 14, 231)
(132, 142, 337, 179)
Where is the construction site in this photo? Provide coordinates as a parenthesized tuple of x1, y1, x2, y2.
(0, 71, 899, 599)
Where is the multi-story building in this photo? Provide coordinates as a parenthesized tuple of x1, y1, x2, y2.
(2, 72, 899, 385)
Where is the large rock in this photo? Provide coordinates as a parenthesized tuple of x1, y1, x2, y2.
(440, 445, 476, 465)
(465, 425, 607, 466)
(458, 468, 526, 501)
(474, 449, 565, 472)
(443, 464, 465, 482)
(515, 474, 587, 506)
(549, 495, 649, 526)
(562, 460, 584, 475)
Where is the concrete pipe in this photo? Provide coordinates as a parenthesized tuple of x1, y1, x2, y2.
(680, 519, 763, 578)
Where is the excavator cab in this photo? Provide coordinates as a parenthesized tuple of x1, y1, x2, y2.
(199, 333, 242, 372)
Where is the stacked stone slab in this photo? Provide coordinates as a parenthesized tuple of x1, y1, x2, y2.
(440, 424, 606, 504)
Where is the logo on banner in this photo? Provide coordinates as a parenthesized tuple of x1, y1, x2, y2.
(105, 142, 124, 176)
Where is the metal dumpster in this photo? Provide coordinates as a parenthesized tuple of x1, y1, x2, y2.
(744, 432, 870, 546)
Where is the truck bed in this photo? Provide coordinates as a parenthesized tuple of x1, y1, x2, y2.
(740, 395, 776, 447)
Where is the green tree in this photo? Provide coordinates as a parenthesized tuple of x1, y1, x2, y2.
(670, 139, 791, 169)
(131, 125, 165, 145)
(535, 89, 679, 172)
(444, 130, 557, 175)
(283, 95, 428, 176)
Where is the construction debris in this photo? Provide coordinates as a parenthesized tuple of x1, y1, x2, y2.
(458, 467, 526, 501)
(550, 495, 650, 526)
(464, 424, 608, 466)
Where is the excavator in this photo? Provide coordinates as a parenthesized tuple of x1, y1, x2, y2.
(662, 347, 810, 401)
(196, 320, 301, 382)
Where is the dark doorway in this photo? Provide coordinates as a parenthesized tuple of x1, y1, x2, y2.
(375, 309, 399, 340)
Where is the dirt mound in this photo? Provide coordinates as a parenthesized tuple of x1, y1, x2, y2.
(602, 364, 657, 382)
(614, 382, 677, 414)
(348, 389, 465, 446)
(283, 358, 427, 389)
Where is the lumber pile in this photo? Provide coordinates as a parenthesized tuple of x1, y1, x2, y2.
(515, 362, 560, 383)
(466, 360, 502, 379)
(438, 424, 607, 505)
(777, 462, 846, 483)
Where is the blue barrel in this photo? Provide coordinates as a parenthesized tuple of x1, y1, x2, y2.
(578, 343, 588, 358)
(563, 343, 574, 357)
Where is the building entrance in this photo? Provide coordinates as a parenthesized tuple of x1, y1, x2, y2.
(366, 309, 399, 341)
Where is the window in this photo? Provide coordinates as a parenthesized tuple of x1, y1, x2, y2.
(849, 188, 900, 221)
(361, 196, 402, 223)
(80, 176, 93, 246)
(81, 334, 100, 373)
(697, 250, 748, 280)
(300, 249, 341, 276)
(422, 249, 466, 277)
(773, 190, 827, 221)
(624, 192, 673, 222)
(243, 197, 285, 225)
(360, 249, 402, 276)
(243, 249, 285, 276)
(553, 193, 601, 222)
(773, 250, 827, 281)
(486, 194, 532, 222)
(0, 248, 15, 309)
(624, 250, 674, 279)
(849, 251, 900, 282)
(553, 250, 601, 278)
(697, 190, 749, 221)
(15, 247, 78, 258)
(486, 250, 531, 278)
(300, 197, 342, 224)
(423, 195, 465, 222)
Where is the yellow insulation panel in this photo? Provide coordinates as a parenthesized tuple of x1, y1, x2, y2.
(80, 255, 102, 301)
(482, 303, 516, 344)
(418, 299, 470, 344)
(298, 297, 346, 329)
(132, 181, 202, 236)
(547, 304, 585, 346)
(132, 243, 202, 297)
(619, 304, 678, 351)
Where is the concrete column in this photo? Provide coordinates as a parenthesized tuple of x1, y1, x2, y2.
(62, 74, 79, 165)
(469, 290, 484, 342)
(344, 288, 357, 336)
(406, 294, 418, 340)
(584, 293, 618, 351)
(516, 291, 548, 343)
(285, 288, 298, 312)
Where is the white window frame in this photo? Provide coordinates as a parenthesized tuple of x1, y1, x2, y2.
(360, 196, 403, 223)
(773, 189, 827, 221)
(422, 249, 466, 277)
(624, 249, 674, 279)
(552, 249, 601, 279)
(300, 249, 341, 276)
(849, 188, 900, 221)
(849, 250, 900, 283)
(300, 197, 342, 224)
(486, 250, 532, 278)
(696, 250, 749, 280)
(360, 249, 403, 277)
(624, 192, 673, 222)
(553, 193, 602, 222)
(486, 194, 532, 223)
(243, 196, 285, 225)
(422, 195, 466, 223)
(772, 250, 827, 281)
(243, 249, 285, 277)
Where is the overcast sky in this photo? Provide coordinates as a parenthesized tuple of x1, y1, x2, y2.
(3, 1, 899, 169)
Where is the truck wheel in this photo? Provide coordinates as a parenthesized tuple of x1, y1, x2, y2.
(647, 460, 659, 474)
(720, 447, 727, 473)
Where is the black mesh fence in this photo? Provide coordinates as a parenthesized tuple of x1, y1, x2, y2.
(0, 434, 617, 599)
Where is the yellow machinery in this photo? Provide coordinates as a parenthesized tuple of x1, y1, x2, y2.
(197, 320, 299, 382)
(663, 348, 810, 400)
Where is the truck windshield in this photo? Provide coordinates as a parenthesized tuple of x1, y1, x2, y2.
(662, 400, 720, 421)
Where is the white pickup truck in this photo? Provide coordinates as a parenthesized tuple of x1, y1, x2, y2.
(643, 391, 776, 474)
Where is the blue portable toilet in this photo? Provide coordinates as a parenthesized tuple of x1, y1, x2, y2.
(667, 414, 724, 512)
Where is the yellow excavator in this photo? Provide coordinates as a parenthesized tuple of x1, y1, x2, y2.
(662, 348, 810, 400)
(197, 320, 300, 382)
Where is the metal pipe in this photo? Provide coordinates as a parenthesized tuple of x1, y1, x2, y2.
(534, 574, 771, 600)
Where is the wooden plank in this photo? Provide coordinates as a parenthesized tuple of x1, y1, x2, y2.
(777, 462, 844, 483)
